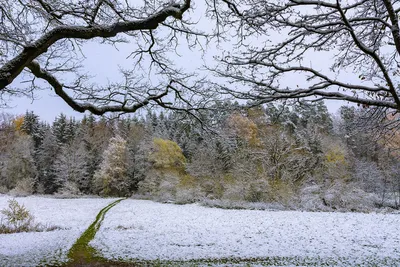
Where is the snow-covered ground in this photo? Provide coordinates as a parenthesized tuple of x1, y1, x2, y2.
(0, 195, 116, 266)
(1, 196, 400, 266)
(92, 199, 400, 265)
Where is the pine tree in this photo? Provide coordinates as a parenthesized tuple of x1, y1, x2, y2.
(54, 140, 89, 193)
(125, 119, 147, 191)
(20, 111, 44, 149)
(65, 117, 77, 144)
(53, 113, 68, 145)
(79, 115, 113, 190)
(36, 128, 59, 194)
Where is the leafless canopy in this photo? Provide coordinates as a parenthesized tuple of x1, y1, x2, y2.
(2, 0, 400, 118)
(0, 0, 216, 115)
(212, 0, 400, 113)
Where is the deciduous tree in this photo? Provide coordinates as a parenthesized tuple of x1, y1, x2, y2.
(213, 0, 400, 113)
(93, 135, 130, 196)
(0, 0, 209, 115)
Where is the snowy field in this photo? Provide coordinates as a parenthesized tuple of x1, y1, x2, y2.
(1, 196, 400, 266)
(92, 199, 400, 266)
(0, 195, 116, 266)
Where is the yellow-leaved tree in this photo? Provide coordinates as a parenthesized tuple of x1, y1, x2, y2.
(226, 113, 259, 148)
(150, 138, 186, 170)
(138, 138, 190, 201)
(13, 116, 24, 133)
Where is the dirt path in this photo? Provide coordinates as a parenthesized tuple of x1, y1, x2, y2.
(65, 198, 125, 266)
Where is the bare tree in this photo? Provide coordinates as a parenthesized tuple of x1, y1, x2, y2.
(0, 0, 213, 115)
(212, 0, 400, 112)
(5, 0, 400, 121)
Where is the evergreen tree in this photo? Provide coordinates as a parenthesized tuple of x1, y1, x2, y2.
(65, 117, 77, 144)
(53, 113, 68, 145)
(20, 111, 44, 149)
(125, 120, 147, 191)
(293, 101, 333, 133)
(36, 127, 59, 194)
(54, 139, 89, 194)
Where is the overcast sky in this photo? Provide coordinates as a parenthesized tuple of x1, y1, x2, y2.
(6, 90, 345, 123)
(2, 1, 350, 123)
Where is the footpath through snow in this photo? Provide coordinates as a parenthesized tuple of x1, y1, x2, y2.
(66, 198, 124, 265)
(0, 195, 118, 266)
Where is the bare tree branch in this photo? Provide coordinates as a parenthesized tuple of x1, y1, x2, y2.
(0, 0, 223, 116)
(26, 60, 169, 115)
(0, 1, 190, 90)
(212, 0, 400, 112)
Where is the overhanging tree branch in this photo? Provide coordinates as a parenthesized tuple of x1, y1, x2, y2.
(26, 61, 169, 115)
(211, 0, 400, 112)
(0, 1, 190, 90)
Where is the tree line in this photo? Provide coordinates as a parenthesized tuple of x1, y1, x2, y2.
(1, 102, 399, 211)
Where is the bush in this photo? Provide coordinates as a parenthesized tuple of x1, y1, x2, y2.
(55, 181, 82, 198)
(200, 198, 286, 210)
(244, 180, 270, 202)
(322, 182, 379, 211)
(268, 179, 296, 204)
(222, 179, 270, 203)
(199, 177, 225, 199)
(0, 199, 61, 234)
(175, 188, 201, 204)
(8, 178, 34, 197)
(298, 184, 329, 211)
(0, 199, 34, 233)
(0, 186, 8, 194)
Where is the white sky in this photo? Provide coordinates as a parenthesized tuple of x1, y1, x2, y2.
(5, 91, 345, 122)
(2, 2, 350, 123)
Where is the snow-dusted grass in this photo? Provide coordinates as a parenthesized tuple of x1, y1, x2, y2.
(91, 199, 400, 266)
(0, 195, 117, 266)
(1, 196, 399, 266)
